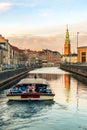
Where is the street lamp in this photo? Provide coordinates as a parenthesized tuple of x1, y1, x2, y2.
(77, 32, 79, 63)
(77, 32, 79, 53)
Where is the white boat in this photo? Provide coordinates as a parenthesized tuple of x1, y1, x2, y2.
(7, 77, 55, 101)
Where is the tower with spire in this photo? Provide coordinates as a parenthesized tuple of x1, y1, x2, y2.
(64, 25, 71, 56)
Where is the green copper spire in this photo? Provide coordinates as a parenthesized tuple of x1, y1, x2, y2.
(65, 25, 70, 44)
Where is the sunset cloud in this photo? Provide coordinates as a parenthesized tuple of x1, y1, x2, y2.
(0, 0, 87, 53)
(0, 2, 12, 12)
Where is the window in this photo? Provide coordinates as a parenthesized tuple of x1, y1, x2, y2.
(82, 52, 86, 63)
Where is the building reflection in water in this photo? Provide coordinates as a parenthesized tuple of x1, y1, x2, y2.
(64, 74, 71, 103)
(28, 73, 61, 81)
(76, 81, 87, 111)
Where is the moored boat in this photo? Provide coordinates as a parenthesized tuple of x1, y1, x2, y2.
(6, 77, 55, 101)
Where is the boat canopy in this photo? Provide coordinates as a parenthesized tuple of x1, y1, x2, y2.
(17, 78, 48, 85)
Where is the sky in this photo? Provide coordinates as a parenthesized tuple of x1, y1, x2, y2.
(0, 0, 87, 52)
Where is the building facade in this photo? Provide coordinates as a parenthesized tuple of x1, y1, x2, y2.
(40, 49, 61, 67)
(0, 35, 10, 65)
(62, 26, 78, 63)
(25, 49, 61, 67)
(78, 46, 87, 63)
(0, 35, 28, 66)
(0, 34, 62, 67)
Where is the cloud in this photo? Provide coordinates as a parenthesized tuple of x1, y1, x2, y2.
(37, 8, 55, 18)
(0, 2, 12, 12)
(38, 11, 50, 17)
(14, 2, 37, 7)
(0, 1, 36, 13)
(7, 34, 64, 53)
(12, 0, 43, 7)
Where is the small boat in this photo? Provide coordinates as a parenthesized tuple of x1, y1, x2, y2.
(6, 77, 55, 101)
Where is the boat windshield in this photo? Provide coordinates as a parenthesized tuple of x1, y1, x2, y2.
(10, 83, 51, 94)
(11, 84, 28, 93)
(35, 84, 47, 93)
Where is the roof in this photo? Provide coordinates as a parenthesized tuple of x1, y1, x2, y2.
(78, 46, 87, 49)
(11, 45, 20, 51)
(62, 53, 77, 57)
(17, 78, 48, 85)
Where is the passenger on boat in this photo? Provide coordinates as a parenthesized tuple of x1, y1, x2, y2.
(34, 74, 37, 79)
(28, 84, 34, 92)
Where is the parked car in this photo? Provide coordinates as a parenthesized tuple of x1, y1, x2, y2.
(0, 66, 3, 71)
(1, 64, 15, 71)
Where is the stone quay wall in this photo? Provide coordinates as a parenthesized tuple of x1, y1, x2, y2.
(60, 64, 87, 78)
(0, 67, 29, 82)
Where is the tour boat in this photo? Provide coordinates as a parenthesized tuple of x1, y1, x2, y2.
(6, 77, 55, 101)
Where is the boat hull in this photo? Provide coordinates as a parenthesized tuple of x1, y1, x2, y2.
(6, 78, 55, 101)
(7, 93, 55, 101)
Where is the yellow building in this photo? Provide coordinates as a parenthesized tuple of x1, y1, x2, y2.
(78, 46, 87, 63)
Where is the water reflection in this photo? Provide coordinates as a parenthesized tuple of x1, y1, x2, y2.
(0, 67, 87, 130)
(28, 73, 61, 81)
(0, 100, 54, 130)
(64, 74, 71, 103)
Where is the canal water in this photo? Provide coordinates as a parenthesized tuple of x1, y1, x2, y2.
(0, 67, 87, 130)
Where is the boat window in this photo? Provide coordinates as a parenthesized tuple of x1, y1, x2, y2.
(35, 84, 47, 92)
(12, 87, 18, 90)
(17, 84, 27, 91)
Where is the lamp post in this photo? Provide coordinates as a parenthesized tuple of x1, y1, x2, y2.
(77, 32, 79, 52)
(77, 32, 79, 63)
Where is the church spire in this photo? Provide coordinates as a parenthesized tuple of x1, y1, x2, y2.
(64, 25, 71, 56)
(65, 25, 70, 44)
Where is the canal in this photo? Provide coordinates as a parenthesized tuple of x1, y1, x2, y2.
(0, 67, 87, 130)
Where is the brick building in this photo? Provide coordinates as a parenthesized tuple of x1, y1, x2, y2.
(39, 49, 61, 66)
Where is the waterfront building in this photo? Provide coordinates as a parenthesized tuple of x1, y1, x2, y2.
(25, 49, 37, 66)
(0, 35, 10, 65)
(62, 26, 78, 63)
(69, 53, 77, 63)
(78, 46, 87, 63)
(0, 34, 29, 66)
(40, 49, 61, 67)
(0, 34, 61, 67)
(11, 45, 20, 65)
(24, 49, 61, 67)
(62, 53, 77, 63)
(11, 46, 30, 66)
